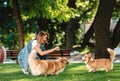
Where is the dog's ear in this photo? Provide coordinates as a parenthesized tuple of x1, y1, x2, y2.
(61, 57, 67, 62)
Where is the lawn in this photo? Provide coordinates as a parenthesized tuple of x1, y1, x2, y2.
(0, 63, 120, 81)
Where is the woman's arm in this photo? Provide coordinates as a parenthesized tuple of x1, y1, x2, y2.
(34, 45, 59, 56)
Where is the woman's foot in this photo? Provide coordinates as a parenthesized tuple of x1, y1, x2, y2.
(22, 69, 29, 74)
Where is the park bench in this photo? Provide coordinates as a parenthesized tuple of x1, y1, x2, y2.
(48, 49, 70, 59)
(6, 49, 70, 60)
(6, 50, 19, 60)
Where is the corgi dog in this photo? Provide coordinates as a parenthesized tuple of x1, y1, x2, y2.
(28, 53, 68, 76)
(82, 48, 116, 72)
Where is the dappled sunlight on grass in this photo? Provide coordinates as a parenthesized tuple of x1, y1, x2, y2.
(0, 63, 120, 81)
(65, 63, 85, 71)
(0, 64, 20, 73)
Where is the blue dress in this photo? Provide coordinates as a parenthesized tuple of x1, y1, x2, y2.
(18, 39, 34, 72)
(18, 39, 47, 72)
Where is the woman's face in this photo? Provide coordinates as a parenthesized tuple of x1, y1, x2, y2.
(41, 35, 48, 43)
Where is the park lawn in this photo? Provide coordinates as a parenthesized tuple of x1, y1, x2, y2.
(0, 63, 120, 81)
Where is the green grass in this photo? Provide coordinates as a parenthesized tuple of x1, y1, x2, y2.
(0, 63, 120, 81)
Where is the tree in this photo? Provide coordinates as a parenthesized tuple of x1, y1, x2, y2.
(66, 0, 97, 51)
(12, 0, 24, 51)
(66, 0, 79, 51)
(94, 0, 116, 59)
(80, 8, 95, 48)
(111, 18, 120, 48)
(81, 0, 120, 49)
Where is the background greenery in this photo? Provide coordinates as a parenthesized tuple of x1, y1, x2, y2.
(0, 0, 119, 50)
(0, 0, 120, 59)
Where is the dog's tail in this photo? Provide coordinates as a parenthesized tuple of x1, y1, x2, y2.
(107, 48, 116, 61)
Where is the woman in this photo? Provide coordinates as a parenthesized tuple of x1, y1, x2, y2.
(18, 31, 59, 74)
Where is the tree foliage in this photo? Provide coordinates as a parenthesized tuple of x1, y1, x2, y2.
(19, 0, 76, 23)
(0, 0, 119, 51)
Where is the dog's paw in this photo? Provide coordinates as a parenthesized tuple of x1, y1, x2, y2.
(44, 74, 47, 76)
(105, 70, 109, 72)
(88, 70, 92, 72)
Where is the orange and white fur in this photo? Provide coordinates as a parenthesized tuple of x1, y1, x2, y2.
(28, 53, 68, 76)
(82, 48, 116, 72)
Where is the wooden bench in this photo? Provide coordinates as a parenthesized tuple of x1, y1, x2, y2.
(6, 49, 70, 60)
(6, 50, 19, 60)
(48, 49, 70, 59)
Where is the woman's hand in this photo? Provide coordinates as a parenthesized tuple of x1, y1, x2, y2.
(53, 46, 60, 51)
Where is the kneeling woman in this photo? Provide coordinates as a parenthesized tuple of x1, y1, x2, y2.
(18, 31, 59, 74)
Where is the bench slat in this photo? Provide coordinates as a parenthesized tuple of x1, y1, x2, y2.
(6, 49, 70, 59)
(6, 50, 19, 60)
(47, 49, 70, 59)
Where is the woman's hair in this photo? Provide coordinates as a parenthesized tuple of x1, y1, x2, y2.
(36, 31, 49, 44)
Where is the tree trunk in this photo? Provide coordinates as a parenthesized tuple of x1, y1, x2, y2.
(13, 0, 24, 51)
(81, 23, 94, 48)
(66, 18, 77, 51)
(94, 0, 116, 59)
(79, 7, 93, 48)
(66, 0, 79, 51)
(111, 18, 120, 48)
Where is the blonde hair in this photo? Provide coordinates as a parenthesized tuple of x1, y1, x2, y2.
(36, 31, 49, 44)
